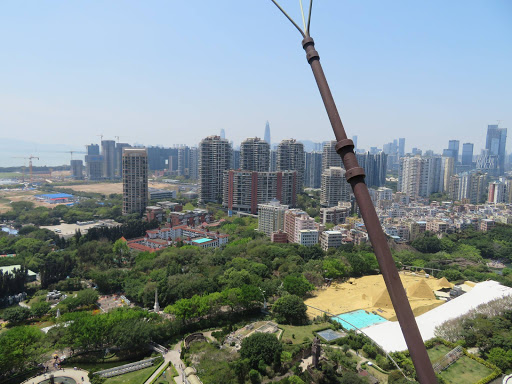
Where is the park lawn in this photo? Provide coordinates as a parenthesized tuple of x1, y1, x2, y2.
(427, 344, 451, 364)
(279, 322, 332, 345)
(365, 365, 388, 383)
(439, 355, 493, 384)
(152, 366, 177, 384)
(104, 365, 160, 384)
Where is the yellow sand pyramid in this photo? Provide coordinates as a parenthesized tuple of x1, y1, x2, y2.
(373, 288, 394, 309)
(436, 277, 452, 290)
(407, 279, 436, 300)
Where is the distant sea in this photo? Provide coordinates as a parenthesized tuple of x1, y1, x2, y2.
(0, 138, 85, 168)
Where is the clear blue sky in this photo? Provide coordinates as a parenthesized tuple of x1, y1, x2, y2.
(1, 1, 511, 155)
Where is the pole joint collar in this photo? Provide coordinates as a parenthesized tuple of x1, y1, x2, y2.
(345, 167, 366, 181)
(335, 139, 354, 153)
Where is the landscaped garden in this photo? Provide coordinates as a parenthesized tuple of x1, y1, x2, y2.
(279, 322, 332, 344)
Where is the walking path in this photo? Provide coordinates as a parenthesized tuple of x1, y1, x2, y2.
(144, 341, 186, 384)
(21, 368, 90, 384)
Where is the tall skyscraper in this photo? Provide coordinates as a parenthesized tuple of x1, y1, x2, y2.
(269, 150, 277, 172)
(240, 137, 270, 172)
(356, 152, 388, 188)
(189, 147, 199, 180)
(398, 156, 437, 198)
(122, 148, 148, 215)
(101, 140, 116, 179)
(70, 160, 84, 180)
(304, 151, 322, 188)
(220, 129, 226, 139)
(177, 146, 190, 177)
(321, 167, 351, 207)
(352, 135, 358, 151)
(277, 139, 305, 192)
(199, 135, 231, 203)
(264, 121, 271, 145)
(398, 138, 405, 157)
(322, 140, 342, 171)
(486, 124, 507, 176)
(461, 143, 474, 167)
(442, 140, 459, 164)
(85, 144, 103, 180)
(232, 149, 240, 170)
(115, 143, 131, 177)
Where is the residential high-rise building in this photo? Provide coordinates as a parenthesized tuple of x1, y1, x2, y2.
(232, 149, 240, 170)
(85, 151, 103, 180)
(269, 150, 277, 172)
(101, 140, 116, 179)
(177, 146, 190, 177)
(486, 124, 507, 176)
(264, 121, 271, 145)
(115, 143, 131, 177)
(461, 143, 474, 167)
(147, 147, 176, 171)
(398, 156, 439, 198)
(122, 148, 148, 215)
(189, 147, 199, 180)
(488, 179, 508, 204)
(258, 199, 288, 236)
(86, 144, 100, 156)
(441, 157, 455, 193)
(199, 135, 231, 203)
(398, 138, 405, 157)
(356, 152, 388, 187)
(321, 167, 351, 207)
(277, 139, 305, 191)
(322, 140, 343, 171)
(448, 171, 486, 203)
(240, 137, 270, 172)
(223, 170, 297, 213)
(70, 160, 84, 180)
(304, 151, 322, 188)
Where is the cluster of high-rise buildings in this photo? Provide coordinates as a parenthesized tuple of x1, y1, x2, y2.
(396, 125, 507, 203)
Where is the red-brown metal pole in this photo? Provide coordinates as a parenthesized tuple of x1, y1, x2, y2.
(302, 36, 438, 384)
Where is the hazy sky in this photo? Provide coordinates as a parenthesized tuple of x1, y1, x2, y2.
(1, 1, 511, 155)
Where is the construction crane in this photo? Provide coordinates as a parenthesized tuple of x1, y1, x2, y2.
(97, 134, 104, 142)
(12, 155, 39, 183)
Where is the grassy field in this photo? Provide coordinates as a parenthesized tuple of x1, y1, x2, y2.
(427, 344, 451, 363)
(427, 345, 493, 383)
(152, 364, 177, 384)
(279, 322, 332, 344)
(104, 364, 160, 384)
(439, 355, 493, 384)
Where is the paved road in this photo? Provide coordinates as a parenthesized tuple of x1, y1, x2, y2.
(21, 368, 90, 384)
(144, 341, 186, 384)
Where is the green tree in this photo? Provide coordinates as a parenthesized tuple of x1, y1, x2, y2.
(3, 306, 30, 324)
(487, 347, 512, 371)
(30, 301, 51, 318)
(272, 295, 308, 325)
(0, 326, 44, 375)
(323, 258, 347, 279)
(283, 274, 315, 298)
(240, 333, 282, 369)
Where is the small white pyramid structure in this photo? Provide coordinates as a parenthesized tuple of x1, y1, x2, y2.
(154, 289, 160, 312)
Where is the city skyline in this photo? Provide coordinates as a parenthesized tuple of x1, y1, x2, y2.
(1, 1, 510, 159)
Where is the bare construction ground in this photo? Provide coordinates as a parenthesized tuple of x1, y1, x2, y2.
(59, 181, 179, 195)
(305, 272, 452, 321)
(0, 189, 42, 213)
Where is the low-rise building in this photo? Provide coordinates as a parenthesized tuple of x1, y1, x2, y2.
(145, 206, 164, 222)
(298, 229, 319, 246)
(480, 219, 495, 232)
(320, 202, 351, 225)
(320, 230, 343, 251)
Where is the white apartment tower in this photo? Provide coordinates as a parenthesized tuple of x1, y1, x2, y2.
(321, 167, 351, 207)
(398, 156, 439, 198)
(258, 199, 289, 236)
(122, 148, 148, 215)
(199, 136, 232, 203)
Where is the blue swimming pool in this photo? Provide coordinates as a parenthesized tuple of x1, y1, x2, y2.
(332, 309, 388, 330)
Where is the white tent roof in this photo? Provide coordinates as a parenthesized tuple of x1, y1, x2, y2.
(363, 280, 512, 352)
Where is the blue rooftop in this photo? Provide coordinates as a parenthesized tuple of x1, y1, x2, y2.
(192, 238, 211, 244)
(36, 193, 73, 199)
